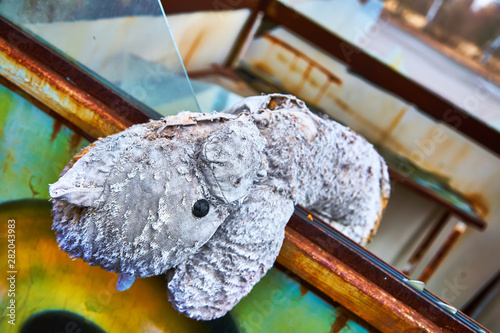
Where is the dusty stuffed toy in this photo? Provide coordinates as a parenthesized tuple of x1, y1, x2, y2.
(49, 94, 390, 320)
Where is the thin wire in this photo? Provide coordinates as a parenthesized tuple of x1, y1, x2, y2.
(156, 0, 203, 114)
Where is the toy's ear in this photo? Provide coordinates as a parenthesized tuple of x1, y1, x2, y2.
(168, 187, 294, 320)
(200, 120, 267, 203)
(49, 137, 121, 207)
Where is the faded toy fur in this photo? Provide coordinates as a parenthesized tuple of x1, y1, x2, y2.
(50, 94, 390, 320)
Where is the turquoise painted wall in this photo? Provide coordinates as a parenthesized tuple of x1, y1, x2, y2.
(0, 85, 89, 202)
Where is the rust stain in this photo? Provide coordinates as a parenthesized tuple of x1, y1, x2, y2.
(263, 33, 342, 86)
(282, 54, 299, 84)
(183, 30, 205, 68)
(330, 312, 349, 333)
(265, 33, 300, 57)
(62, 142, 97, 175)
(257, 34, 455, 159)
(28, 175, 40, 197)
(253, 62, 273, 75)
(289, 60, 301, 73)
(325, 73, 342, 86)
(278, 228, 445, 332)
(326, 94, 409, 153)
(308, 76, 320, 89)
(69, 132, 82, 153)
(379, 106, 408, 144)
(51, 119, 63, 142)
(465, 193, 490, 218)
(330, 95, 354, 116)
(409, 130, 474, 184)
(299, 284, 309, 297)
(277, 52, 288, 63)
(449, 144, 471, 168)
(313, 81, 331, 104)
(296, 64, 312, 92)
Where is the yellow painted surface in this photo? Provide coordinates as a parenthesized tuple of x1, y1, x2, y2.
(0, 200, 210, 333)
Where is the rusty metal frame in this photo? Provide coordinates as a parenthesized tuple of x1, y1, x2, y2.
(0, 17, 151, 139)
(162, 0, 500, 158)
(418, 220, 468, 284)
(388, 170, 486, 230)
(159, 0, 259, 14)
(288, 207, 488, 332)
(0, 13, 489, 332)
(402, 209, 451, 276)
(279, 225, 443, 332)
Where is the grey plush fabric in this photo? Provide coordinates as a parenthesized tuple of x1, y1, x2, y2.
(50, 94, 390, 320)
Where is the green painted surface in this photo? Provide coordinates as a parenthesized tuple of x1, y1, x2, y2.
(233, 269, 369, 333)
(0, 85, 89, 203)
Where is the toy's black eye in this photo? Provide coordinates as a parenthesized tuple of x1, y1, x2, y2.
(192, 199, 210, 218)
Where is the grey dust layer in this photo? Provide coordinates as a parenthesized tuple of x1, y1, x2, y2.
(49, 94, 390, 320)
